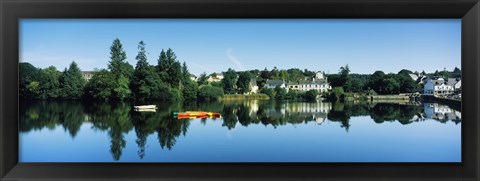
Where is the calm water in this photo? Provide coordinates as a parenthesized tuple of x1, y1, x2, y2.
(19, 100, 461, 162)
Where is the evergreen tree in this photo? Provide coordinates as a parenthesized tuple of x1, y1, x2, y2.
(157, 49, 168, 82)
(108, 38, 133, 79)
(167, 49, 182, 88)
(107, 39, 133, 100)
(180, 62, 198, 100)
(132, 41, 152, 100)
(60, 61, 86, 99)
(181, 62, 190, 82)
(197, 72, 208, 85)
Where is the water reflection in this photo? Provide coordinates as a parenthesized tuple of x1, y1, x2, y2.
(19, 100, 461, 161)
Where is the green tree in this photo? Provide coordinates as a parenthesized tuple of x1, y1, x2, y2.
(279, 70, 288, 81)
(166, 49, 182, 88)
(236, 71, 252, 94)
(381, 77, 400, 94)
(157, 49, 168, 81)
(26, 81, 41, 97)
(182, 81, 198, 100)
(368, 71, 385, 93)
(113, 75, 132, 100)
(305, 90, 319, 101)
(179, 62, 199, 100)
(19, 62, 42, 99)
(197, 72, 208, 85)
(108, 38, 133, 80)
(181, 62, 190, 83)
(339, 65, 350, 91)
(84, 69, 116, 101)
(39, 66, 62, 99)
(260, 88, 274, 99)
(198, 85, 224, 101)
(274, 85, 287, 100)
(131, 41, 156, 100)
(222, 68, 237, 94)
(60, 61, 86, 99)
(396, 73, 419, 93)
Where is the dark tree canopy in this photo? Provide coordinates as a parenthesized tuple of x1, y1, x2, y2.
(108, 38, 133, 80)
(236, 71, 253, 94)
(222, 68, 238, 94)
(60, 61, 86, 99)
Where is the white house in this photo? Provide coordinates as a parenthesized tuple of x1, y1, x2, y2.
(248, 78, 259, 94)
(446, 78, 461, 90)
(81, 71, 94, 81)
(207, 72, 224, 82)
(423, 78, 459, 95)
(287, 71, 331, 93)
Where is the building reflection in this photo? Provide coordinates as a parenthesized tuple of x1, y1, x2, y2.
(423, 103, 461, 124)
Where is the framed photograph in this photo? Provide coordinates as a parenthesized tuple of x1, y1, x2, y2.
(1, 0, 479, 180)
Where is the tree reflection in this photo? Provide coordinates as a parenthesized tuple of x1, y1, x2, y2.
(87, 102, 133, 161)
(20, 99, 461, 161)
(20, 101, 85, 137)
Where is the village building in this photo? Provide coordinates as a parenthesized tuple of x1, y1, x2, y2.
(248, 78, 259, 94)
(190, 74, 198, 81)
(423, 77, 461, 96)
(265, 79, 287, 89)
(207, 72, 224, 82)
(287, 71, 331, 92)
(81, 71, 94, 81)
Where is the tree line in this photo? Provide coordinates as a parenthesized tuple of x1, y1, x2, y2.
(20, 39, 223, 102)
(327, 65, 461, 100)
(20, 38, 461, 102)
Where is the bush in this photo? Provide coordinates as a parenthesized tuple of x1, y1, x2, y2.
(274, 86, 287, 100)
(328, 87, 345, 101)
(182, 81, 198, 100)
(198, 85, 224, 101)
(260, 88, 275, 99)
(305, 90, 319, 101)
(150, 83, 181, 101)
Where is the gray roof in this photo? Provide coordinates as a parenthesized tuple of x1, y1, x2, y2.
(266, 80, 285, 85)
(446, 78, 460, 86)
(430, 78, 445, 85)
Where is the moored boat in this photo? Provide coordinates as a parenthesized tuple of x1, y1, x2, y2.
(133, 105, 158, 110)
(173, 111, 221, 119)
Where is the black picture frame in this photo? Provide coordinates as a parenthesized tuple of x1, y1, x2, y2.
(1, 0, 479, 180)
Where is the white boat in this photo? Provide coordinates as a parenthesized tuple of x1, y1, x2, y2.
(134, 105, 158, 109)
(135, 108, 157, 112)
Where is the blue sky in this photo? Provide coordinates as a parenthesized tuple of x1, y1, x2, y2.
(20, 19, 461, 76)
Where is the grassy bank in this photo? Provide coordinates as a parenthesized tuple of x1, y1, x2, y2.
(219, 94, 270, 101)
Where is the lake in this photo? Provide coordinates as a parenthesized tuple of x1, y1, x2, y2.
(19, 100, 461, 162)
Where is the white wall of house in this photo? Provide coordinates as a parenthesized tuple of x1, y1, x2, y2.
(424, 79, 455, 95)
(250, 85, 259, 94)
